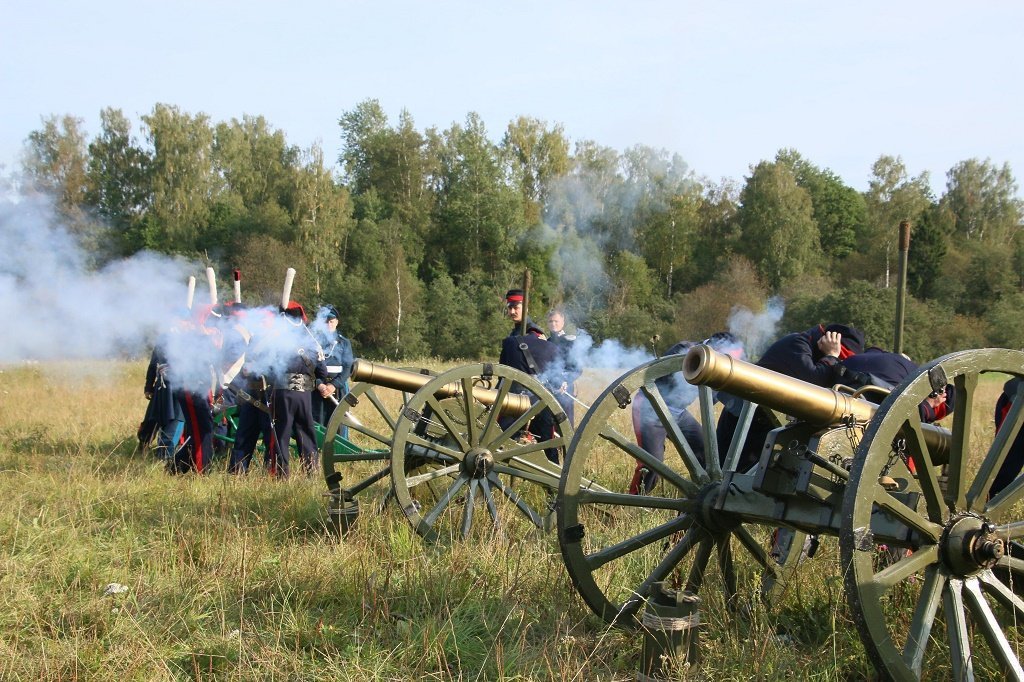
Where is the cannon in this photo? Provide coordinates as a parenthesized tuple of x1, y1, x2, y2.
(321, 359, 595, 542)
(556, 344, 1024, 680)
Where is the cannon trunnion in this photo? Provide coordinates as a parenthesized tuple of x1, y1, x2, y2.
(556, 345, 1024, 681)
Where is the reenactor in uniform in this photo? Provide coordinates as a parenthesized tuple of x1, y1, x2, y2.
(269, 301, 331, 476)
(168, 304, 223, 474)
(143, 321, 186, 462)
(716, 323, 865, 473)
(546, 308, 582, 426)
(311, 305, 354, 430)
(499, 289, 561, 464)
(223, 305, 278, 474)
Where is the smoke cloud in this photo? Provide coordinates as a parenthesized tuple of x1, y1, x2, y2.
(0, 194, 194, 364)
(727, 296, 785, 360)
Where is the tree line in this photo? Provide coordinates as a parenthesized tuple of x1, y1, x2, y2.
(14, 99, 1024, 363)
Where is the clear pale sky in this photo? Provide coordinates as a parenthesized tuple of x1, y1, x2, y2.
(2, 1, 1021, 196)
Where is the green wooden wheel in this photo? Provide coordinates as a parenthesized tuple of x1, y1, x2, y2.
(321, 369, 434, 503)
(841, 348, 1024, 681)
(556, 354, 801, 628)
(389, 363, 572, 543)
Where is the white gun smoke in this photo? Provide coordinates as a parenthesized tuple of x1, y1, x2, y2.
(0, 194, 194, 365)
(0, 194, 334, 393)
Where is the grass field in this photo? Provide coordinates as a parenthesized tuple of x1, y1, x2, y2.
(0, 359, 1016, 680)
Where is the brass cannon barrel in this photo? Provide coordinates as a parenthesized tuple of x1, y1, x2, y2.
(350, 359, 532, 416)
(683, 344, 951, 460)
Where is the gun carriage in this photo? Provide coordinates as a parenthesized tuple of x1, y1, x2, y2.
(556, 344, 1024, 681)
(321, 360, 595, 542)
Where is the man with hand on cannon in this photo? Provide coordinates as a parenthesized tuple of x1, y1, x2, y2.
(311, 305, 354, 432)
(499, 288, 561, 464)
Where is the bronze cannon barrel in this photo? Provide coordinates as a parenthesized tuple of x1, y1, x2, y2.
(350, 359, 532, 416)
(683, 344, 950, 461)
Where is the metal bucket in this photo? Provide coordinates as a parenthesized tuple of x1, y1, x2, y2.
(328, 496, 359, 535)
(638, 582, 700, 681)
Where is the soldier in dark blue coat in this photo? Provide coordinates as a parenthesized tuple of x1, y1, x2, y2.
(269, 301, 330, 477)
(716, 323, 865, 472)
(546, 308, 583, 426)
(840, 347, 954, 423)
(143, 325, 185, 462)
(311, 305, 354, 430)
(499, 289, 561, 463)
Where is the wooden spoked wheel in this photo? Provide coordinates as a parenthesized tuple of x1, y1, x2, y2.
(388, 363, 573, 543)
(321, 369, 434, 504)
(556, 354, 801, 627)
(841, 348, 1024, 680)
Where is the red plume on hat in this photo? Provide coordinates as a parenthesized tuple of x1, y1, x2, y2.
(281, 300, 308, 323)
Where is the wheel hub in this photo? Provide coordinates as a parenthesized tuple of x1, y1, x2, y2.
(695, 482, 740, 535)
(464, 447, 494, 478)
(940, 514, 1005, 576)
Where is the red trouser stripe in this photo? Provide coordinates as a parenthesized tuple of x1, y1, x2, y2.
(184, 394, 204, 473)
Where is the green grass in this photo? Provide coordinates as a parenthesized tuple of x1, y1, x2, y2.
(0, 360, 1014, 680)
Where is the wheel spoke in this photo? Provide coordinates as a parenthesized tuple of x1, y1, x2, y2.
(424, 394, 470, 452)
(901, 415, 946, 523)
(460, 376, 481, 446)
(584, 514, 693, 571)
(963, 576, 1024, 678)
(717, 538, 737, 599)
(732, 525, 774, 572)
(487, 400, 549, 450)
(969, 384, 1024, 513)
(698, 385, 722, 480)
(641, 383, 709, 484)
(721, 400, 757, 473)
(480, 377, 513, 444)
(599, 427, 701, 497)
(682, 536, 715, 594)
(946, 372, 977, 512)
(345, 420, 394, 447)
(619, 526, 706, 621)
(404, 432, 463, 462)
(404, 464, 461, 488)
(480, 476, 499, 525)
(488, 473, 544, 527)
(494, 436, 569, 462)
(490, 462, 560, 488)
(992, 522, 1024, 541)
(421, 474, 469, 529)
(902, 564, 944, 676)
(460, 479, 477, 538)
(577, 488, 691, 513)
(347, 465, 391, 496)
(364, 387, 397, 431)
(943, 578, 974, 681)
(875, 490, 944, 544)
(988, 477, 1024, 520)
(979, 568, 1024, 620)
(867, 545, 939, 598)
